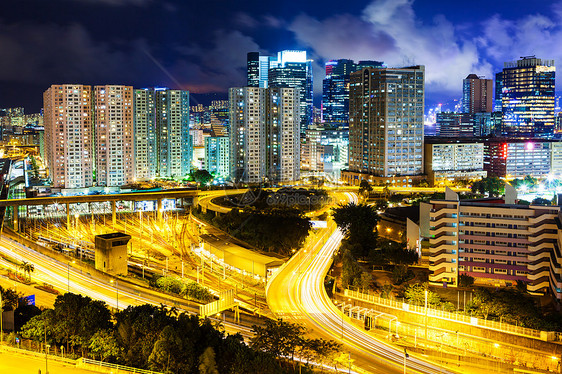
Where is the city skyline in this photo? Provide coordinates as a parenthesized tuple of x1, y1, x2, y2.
(4, 0, 562, 112)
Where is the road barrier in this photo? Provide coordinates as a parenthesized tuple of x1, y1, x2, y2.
(344, 289, 545, 340)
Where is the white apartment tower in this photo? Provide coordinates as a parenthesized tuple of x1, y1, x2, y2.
(94, 85, 134, 187)
(44, 84, 94, 188)
(229, 87, 267, 183)
(229, 87, 300, 184)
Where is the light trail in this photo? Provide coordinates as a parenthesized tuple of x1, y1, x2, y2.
(267, 191, 454, 374)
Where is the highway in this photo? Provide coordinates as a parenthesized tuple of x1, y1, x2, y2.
(267, 192, 452, 374)
(0, 235, 256, 339)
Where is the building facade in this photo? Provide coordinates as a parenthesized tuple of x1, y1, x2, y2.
(247, 50, 313, 134)
(462, 74, 493, 114)
(500, 56, 555, 137)
(426, 193, 562, 299)
(484, 139, 553, 178)
(93, 85, 134, 187)
(44, 84, 94, 188)
(134, 88, 192, 180)
(349, 65, 425, 177)
(205, 136, 230, 180)
(436, 112, 475, 137)
(424, 139, 486, 185)
(322, 59, 384, 129)
(229, 87, 300, 184)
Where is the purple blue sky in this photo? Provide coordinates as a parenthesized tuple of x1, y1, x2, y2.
(1, 0, 562, 111)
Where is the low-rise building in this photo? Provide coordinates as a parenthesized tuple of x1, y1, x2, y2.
(424, 189, 562, 299)
(424, 138, 486, 185)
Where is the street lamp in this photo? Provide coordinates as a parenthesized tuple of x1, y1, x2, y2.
(110, 279, 119, 310)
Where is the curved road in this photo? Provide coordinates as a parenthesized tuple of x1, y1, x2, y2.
(267, 192, 453, 374)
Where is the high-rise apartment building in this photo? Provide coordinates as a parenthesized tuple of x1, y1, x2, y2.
(462, 74, 493, 114)
(500, 56, 555, 137)
(229, 87, 300, 184)
(133, 88, 192, 180)
(44, 84, 94, 188)
(247, 50, 312, 134)
(205, 136, 230, 179)
(134, 89, 157, 180)
(93, 85, 134, 187)
(349, 66, 425, 177)
(322, 59, 383, 129)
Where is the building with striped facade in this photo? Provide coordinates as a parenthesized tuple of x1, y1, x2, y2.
(426, 189, 562, 299)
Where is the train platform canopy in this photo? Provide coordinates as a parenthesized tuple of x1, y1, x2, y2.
(200, 233, 285, 278)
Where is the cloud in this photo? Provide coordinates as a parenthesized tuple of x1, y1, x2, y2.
(0, 20, 260, 94)
(289, 0, 493, 96)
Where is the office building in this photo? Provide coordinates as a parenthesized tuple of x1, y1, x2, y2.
(134, 88, 192, 180)
(424, 138, 486, 185)
(322, 59, 383, 129)
(44, 84, 94, 188)
(462, 74, 493, 114)
(205, 136, 230, 180)
(500, 56, 555, 137)
(484, 139, 552, 178)
(436, 112, 475, 137)
(494, 72, 503, 112)
(229, 86, 300, 184)
(473, 111, 502, 137)
(425, 190, 562, 299)
(248, 50, 313, 134)
(93, 85, 134, 187)
(348, 65, 425, 178)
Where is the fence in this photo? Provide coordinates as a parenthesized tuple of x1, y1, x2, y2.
(343, 289, 544, 339)
(79, 358, 162, 374)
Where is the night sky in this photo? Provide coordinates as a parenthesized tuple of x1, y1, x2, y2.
(2, 0, 562, 112)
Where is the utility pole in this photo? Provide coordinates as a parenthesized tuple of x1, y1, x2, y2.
(0, 290, 3, 343)
(424, 289, 428, 340)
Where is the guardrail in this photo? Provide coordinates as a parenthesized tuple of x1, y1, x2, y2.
(79, 358, 162, 374)
(344, 289, 545, 340)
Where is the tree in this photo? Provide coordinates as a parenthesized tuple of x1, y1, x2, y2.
(191, 169, 214, 186)
(156, 277, 184, 294)
(332, 203, 378, 259)
(148, 325, 184, 373)
(19, 261, 34, 281)
(199, 347, 219, 374)
(458, 274, 475, 288)
(404, 283, 440, 306)
(358, 180, 373, 197)
(532, 197, 551, 206)
(89, 330, 120, 362)
(471, 177, 504, 197)
(0, 286, 20, 311)
(250, 319, 305, 362)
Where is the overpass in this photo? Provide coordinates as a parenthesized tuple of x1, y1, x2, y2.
(0, 189, 200, 231)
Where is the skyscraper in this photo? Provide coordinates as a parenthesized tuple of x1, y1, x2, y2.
(247, 52, 271, 88)
(462, 74, 493, 114)
(500, 56, 555, 137)
(229, 86, 300, 184)
(247, 50, 313, 134)
(349, 66, 425, 177)
(94, 85, 135, 187)
(322, 59, 383, 128)
(134, 88, 192, 180)
(44, 84, 94, 188)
